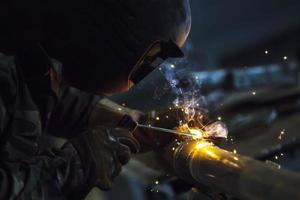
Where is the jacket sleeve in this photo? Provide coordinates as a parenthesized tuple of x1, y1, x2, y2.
(0, 56, 23, 199)
(0, 55, 96, 199)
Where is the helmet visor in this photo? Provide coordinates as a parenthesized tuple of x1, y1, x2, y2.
(129, 40, 184, 85)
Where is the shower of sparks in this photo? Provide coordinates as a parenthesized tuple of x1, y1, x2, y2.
(160, 61, 229, 153)
(177, 125, 204, 139)
(278, 129, 285, 140)
(177, 121, 228, 140)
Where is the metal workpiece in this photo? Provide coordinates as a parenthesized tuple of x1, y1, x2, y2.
(165, 140, 300, 200)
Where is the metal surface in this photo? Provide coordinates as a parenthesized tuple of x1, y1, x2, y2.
(165, 140, 300, 200)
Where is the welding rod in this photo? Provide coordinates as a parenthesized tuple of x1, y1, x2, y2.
(164, 140, 300, 200)
(137, 124, 196, 138)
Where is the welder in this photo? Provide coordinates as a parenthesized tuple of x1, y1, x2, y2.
(0, 0, 191, 199)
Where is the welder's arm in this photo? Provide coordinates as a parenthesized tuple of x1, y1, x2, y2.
(50, 126, 140, 199)
(88, 98, 179, 152)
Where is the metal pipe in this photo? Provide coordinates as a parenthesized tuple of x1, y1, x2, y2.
(165, 140, 300, 200)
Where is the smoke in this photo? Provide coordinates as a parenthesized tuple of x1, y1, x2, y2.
(161, 59, 207, 120)
(157, 42, 228, 139)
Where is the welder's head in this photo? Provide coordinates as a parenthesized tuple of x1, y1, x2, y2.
(0, 0, 191, 95)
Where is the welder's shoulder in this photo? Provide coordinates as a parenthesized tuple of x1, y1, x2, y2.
(0, 53, 18, 105)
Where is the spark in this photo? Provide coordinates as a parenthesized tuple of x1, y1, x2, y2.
(233, 149, 237, 154)
(156, 117, 160, 121)
(117, 107, 122, 111)
(121, 103, 126, 107)
(172, 147, 176, 151)
(177, 125, 206, 139)
(283, 56, 288, 60)
(275, 155, 278, 160)
(218, 116, 222, 121)
(189, 128, 205, 139)
(169, 107, 172, 110)
(280, 153, 284, 156)
(233, 156, 239, 161)
(155, 180, 159, 185)
(265, 50, 269, 54)
(170, 64, 175, 68)
(166, 115, 169, 119)
(207, 174, 216, 178)
(252, 91, 256, 95)
(278, 129, 285, 140)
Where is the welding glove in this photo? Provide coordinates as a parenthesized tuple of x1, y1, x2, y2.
(71, 126, 140, 190)
(135, 107, 209, 151)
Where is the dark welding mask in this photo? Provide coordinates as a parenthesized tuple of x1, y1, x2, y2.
(129, 39, 184, 85)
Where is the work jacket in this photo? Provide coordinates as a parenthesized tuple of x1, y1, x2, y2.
(0, 52, 100, 199)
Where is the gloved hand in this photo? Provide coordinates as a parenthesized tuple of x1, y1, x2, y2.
(71, 126, 140, 190)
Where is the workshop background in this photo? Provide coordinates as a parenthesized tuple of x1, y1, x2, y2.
(88, 1, 300, 199)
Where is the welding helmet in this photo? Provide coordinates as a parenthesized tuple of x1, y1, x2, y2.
(41, 0, 191, 95)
